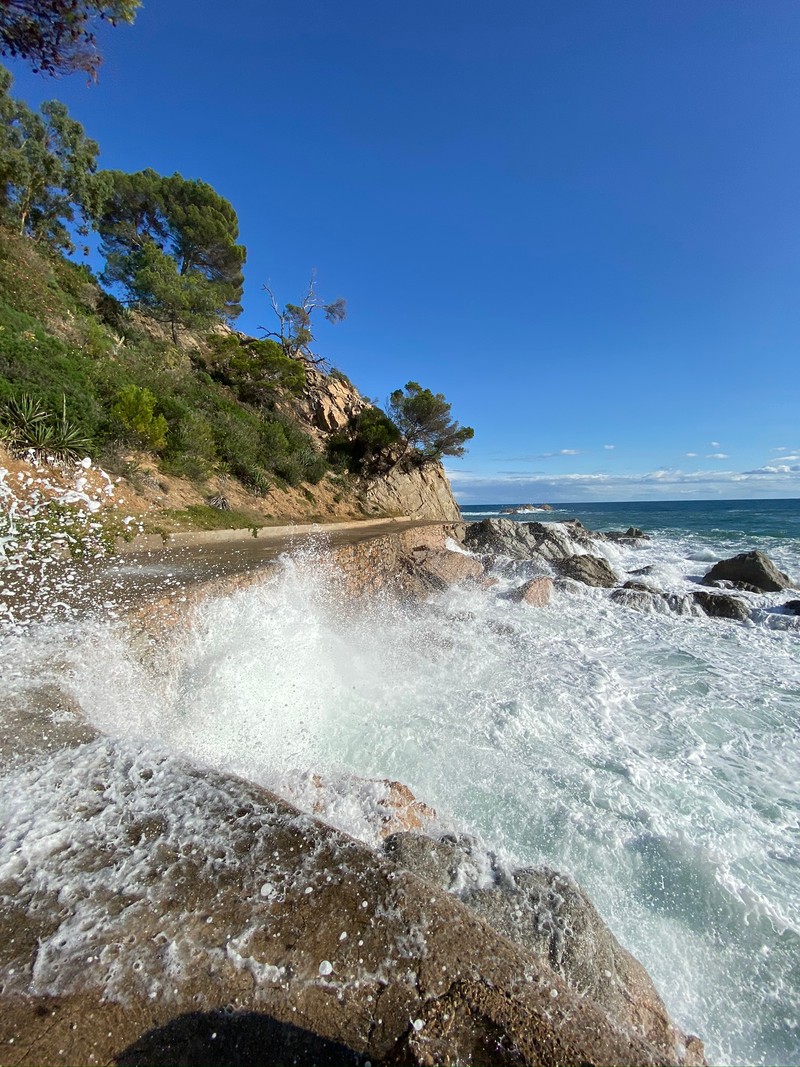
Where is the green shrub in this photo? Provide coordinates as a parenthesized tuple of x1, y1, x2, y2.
(205, 333, 307, 402)
(110, 385, 168, 450)
(328, 406, 400, 473)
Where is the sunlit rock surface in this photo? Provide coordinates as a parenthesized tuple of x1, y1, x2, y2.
(0, 741, 703, 1066)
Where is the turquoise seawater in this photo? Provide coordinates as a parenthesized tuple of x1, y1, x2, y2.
(1, 497, 798, 1064)
(461, 498, 800, 543)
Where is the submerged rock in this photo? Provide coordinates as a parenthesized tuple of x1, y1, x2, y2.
(611, 588, 697, 616)
(693, 590, 751, 621)
(701, 551, 793, 593)
(611, 588, 666, 613)
(554, 554, 617, 587)
(784, 599, 800, 616)
(623, 579, 660, 593)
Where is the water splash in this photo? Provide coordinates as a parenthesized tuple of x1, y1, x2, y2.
(1, 519, 798, 1063)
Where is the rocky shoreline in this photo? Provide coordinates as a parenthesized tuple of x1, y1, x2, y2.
(0, 517, 727, 1066)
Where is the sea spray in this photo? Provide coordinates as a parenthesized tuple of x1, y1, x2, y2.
(0, 519, 798, 1063)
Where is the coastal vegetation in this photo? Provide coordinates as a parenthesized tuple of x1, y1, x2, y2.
(0, 64, 473, 528)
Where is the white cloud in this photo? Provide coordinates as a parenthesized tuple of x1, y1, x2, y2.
(705, 453, 729, 460)
(685, 452, 698, 458)
(711, 440, 721, 448)
(537, 448, 581, 458)
(747, 463, 800, 475)
(772, 446, 788, 452)
(444, 461, 800, 503)
(603, 444, 615, 450)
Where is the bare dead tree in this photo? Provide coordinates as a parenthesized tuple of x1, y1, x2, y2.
(260, 272, 346, 366)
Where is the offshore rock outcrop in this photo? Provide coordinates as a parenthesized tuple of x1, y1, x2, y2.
(701, 550, 794, 593)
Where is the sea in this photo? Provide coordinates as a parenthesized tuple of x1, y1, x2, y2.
(1, 496, 798, 1064)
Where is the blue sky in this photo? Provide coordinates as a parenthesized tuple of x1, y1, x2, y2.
(6, 0, 799, 502)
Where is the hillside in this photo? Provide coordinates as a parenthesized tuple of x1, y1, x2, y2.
(0, 226, 460, 535)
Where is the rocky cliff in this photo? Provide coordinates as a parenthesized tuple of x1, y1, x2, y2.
(289, 363, 461, 522)
(361, 459, 461, 521)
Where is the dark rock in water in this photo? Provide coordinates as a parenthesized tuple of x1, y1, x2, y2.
(693, 591, 750, 621)
(733, 581, 763, 594)
(503, 576, 553, 607)
(705, 579, 763, 594)
(628, 565, 654, 576)
(784, 599, 800, 616)
(384, 831, 705, 1066)
(463, 518, 544, 560)
(464, 518, 592, 564)
(611, 588, 696, 616)
(554, 554, 617, 587)
(605, 527, 650, 543)
(701, 551, 792, 593)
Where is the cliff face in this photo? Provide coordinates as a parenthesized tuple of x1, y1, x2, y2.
(362, 459, 461, 520)
(290, 363, 461, 522)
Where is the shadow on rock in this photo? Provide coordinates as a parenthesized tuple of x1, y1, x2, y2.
(115, 1010, 368, 1067)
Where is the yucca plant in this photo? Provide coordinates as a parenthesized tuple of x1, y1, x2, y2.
(0, 394, 91, 462)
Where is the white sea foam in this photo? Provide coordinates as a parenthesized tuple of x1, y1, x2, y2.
(0, 526, 798, 1064)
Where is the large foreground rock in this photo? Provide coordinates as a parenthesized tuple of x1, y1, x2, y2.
(701, 551, 793, 593)
(332, 524, 481, 599)
(0, 742, 704, 1066)
(384, 833, 704, 1065)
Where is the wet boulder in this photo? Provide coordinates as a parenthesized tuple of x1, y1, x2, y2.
(464, 518, 596, 564)
(784, 599, 800, 616)
(701, 551, 793, 593)
(1, 751, 705, 1067)
(384, 832, 705, 1065)
(463, 518, 543, 560)
(503, 576, 553, 607)
(693, 590, 750, 621)
(554, 554, 617, 587)
(411, 546, 484, 590)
